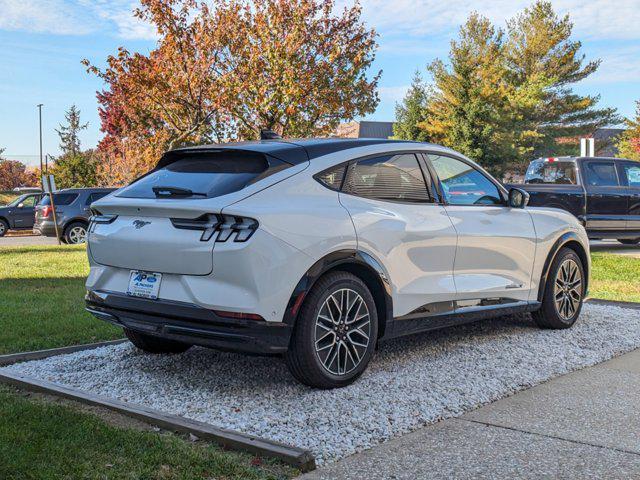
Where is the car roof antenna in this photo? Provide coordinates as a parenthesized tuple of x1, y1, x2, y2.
(260, 129, 282, 140)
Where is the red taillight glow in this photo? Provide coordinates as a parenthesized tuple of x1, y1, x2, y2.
(41, 206, 52, 218)
(213, 310, 265, 321)
(546, 157, 557, 162)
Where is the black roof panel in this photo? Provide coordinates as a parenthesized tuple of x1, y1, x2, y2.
(160, 138, 426, 167)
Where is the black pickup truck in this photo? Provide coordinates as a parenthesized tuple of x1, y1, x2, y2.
(510, 156, 640, 244)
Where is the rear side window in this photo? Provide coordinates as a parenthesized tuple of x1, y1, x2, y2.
(525, 160, 577, 184)
(315, 164, 347, 190)
(344, 154, 431, 203)
(584, 161, 619, 186)
(40, 193, 78, 206)
(85, 192, 110, 205)
(117, 151, 281, 199)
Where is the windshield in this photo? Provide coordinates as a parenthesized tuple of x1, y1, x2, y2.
(525, 160, 577, 185)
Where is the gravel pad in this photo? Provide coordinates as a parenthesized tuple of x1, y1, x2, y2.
(3, 303, 639, 464)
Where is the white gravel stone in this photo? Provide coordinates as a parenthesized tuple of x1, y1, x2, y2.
(3, 304, 639, 464)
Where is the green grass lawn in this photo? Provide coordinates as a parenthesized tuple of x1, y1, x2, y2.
(0, 245, 123, 354)
(589, 252, 640, 303)
(0, 245, 295, 479)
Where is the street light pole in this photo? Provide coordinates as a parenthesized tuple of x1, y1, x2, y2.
(37, 104, 44, 188)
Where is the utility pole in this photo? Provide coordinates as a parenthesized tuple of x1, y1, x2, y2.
(37, 104, 44, 188)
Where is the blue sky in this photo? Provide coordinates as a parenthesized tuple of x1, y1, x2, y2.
(2, 0, 640, 165)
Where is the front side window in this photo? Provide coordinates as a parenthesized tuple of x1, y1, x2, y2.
(621, 163, 640, 187)
(584, 161, 618, 187)
(428, 154, 503, 205)
(525, 160, 577, 184)
(344, 154, 431, 203)
(20, 195, 37, 207)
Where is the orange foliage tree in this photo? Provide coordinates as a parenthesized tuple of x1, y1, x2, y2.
(85, 0, 380, 184)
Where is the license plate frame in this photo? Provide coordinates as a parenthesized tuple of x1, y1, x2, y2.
(127, 270, 162, 300)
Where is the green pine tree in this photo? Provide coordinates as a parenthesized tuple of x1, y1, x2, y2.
(393, 71, 431, 142)
(55, 105, 88, 156)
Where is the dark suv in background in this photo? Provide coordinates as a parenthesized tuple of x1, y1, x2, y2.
(34, 188, 116, 244)
(0, 192, 44, 236)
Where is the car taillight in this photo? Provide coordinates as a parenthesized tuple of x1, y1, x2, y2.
(170, 214, 258, 243)
(41, 206, 52, 218)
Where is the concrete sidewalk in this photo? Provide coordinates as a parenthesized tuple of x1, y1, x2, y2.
(301, 348, 640, 479)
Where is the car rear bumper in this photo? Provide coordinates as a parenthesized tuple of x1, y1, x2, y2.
(85, 290, 292, 355)
(33, 221, 58, 237)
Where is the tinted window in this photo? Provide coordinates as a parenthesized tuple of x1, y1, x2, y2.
(117, 152, 273, 199)
(525, 160, 577, 184)
(584, 161, 618, 186)
(315, 164, 347, 190)
(621, 163, 640, 187)
(39, 193, 78, 206)
(428, 154, 503, 205)
(345, 154, 430, 203)
(86, 191, 110, 205)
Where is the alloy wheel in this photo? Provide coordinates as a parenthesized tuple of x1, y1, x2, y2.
(0, 223, 5, 235)
(554, 258, 582, 321)
(68, 226, 87, 244)
(314, 288, 371, 376)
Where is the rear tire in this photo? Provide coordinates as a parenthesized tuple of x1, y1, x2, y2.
(124, 329, 192, 354)
(0, 219, 7, 237)
(533, 248, 585, 329)
(64, 222, 88, 244)
(618, 238, 640, 245)
(285, 271, 378, 389)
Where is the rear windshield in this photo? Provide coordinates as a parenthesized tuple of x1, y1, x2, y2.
(39, 193, 79, 206)
(117, 152, 275, 199)
(524, 160, 577, 185)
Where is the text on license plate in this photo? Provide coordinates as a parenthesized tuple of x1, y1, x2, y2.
(127, 270, 162, 299)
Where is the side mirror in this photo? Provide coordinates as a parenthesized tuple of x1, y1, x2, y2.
(17, 202, 24, 208)
(508, 188, 529, 209)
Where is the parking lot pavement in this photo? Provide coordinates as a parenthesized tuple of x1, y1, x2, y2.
(591, 240, 640, 257)
(301, 348, 640, 479)
(0, 235, 59, 247)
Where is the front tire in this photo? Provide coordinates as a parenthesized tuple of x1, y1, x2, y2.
(286, 271, 378, 389)
(124, 329, 192, 354)
(618, 238, 640, 245)
(0, 219, 7, 237)
(533, 248, 585, 329)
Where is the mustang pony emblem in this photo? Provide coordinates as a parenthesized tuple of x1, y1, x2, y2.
(133, 220, 151, 229)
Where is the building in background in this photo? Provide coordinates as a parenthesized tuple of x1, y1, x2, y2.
(335, 121, 395, 139)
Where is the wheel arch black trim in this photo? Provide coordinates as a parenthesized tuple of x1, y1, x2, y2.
(283, 249, 393, 339)
(537, 231, 589, 302)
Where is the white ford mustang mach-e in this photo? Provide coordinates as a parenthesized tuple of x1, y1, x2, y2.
(85, 139, 590, 388)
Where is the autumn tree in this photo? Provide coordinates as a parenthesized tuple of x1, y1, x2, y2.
(617, 101, 640, 161)
(393, 71, 431, 142)
(0, 159, 39, 190)
(86, 0, 380, 184)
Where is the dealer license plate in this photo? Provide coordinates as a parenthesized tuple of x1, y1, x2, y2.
(127, 270, 162, 299)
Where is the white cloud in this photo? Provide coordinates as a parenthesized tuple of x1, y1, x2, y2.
(584, 46, 640, 84)
(0, 0, 155, 39)
(0, 0, 96, 35)
(355, 0, 640, 41)
(378, 85, 410, 103)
